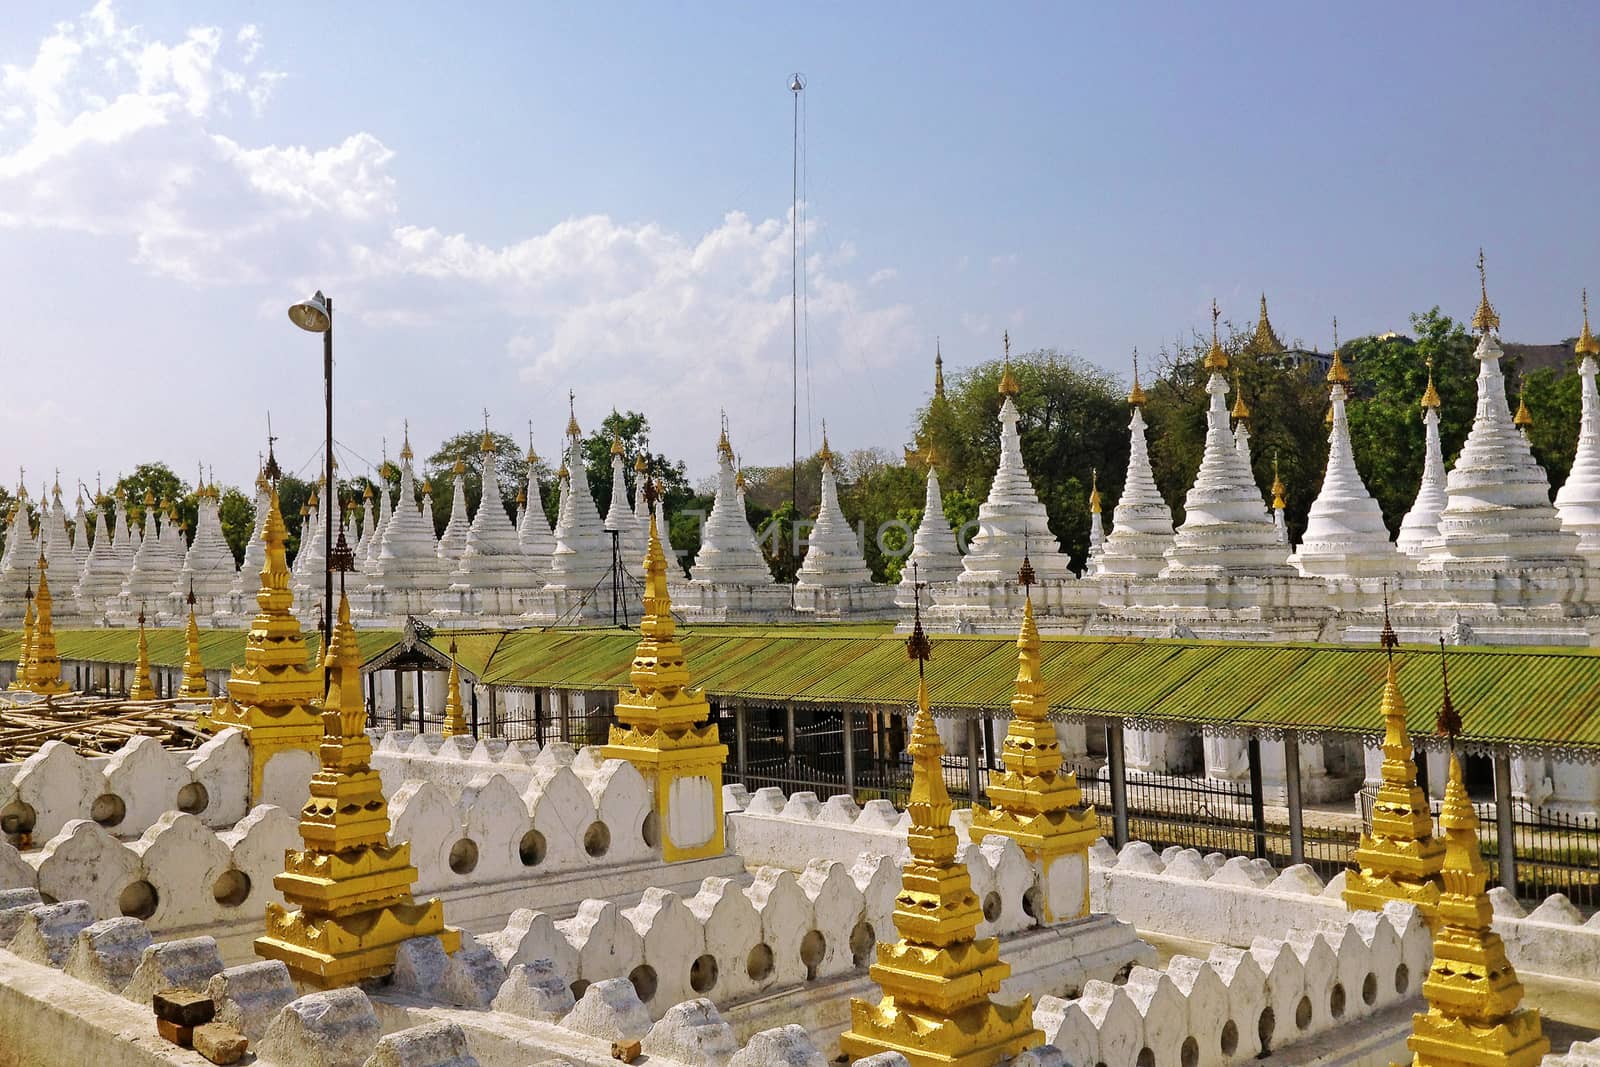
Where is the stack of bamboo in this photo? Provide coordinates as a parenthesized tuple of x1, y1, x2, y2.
(0, 697, 207, 761)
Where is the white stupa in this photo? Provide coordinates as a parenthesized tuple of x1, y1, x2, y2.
(690, 428, 774, 586)
(1418, 260, 1581, 572)
(1555, 295, 1600, 565)
(602, 435, 646, 578)
(437, 460, 471, 565)
(1270, 461, 1290, 548)
(544, 409, 612, 592)
(291, 486, 327, 620)
(178, 481, 239, 612)
(1087, 473, 1106, 562)
(0, 488, 38, 616)
(1289, 348, 1401, 579)
(444, 429, 540, 616)
(364, 476, 394, 575)
(795, 427, 892, 616)
(1396, 362, 1448, 558)
(362, 428, 450, 618)
(161, 500, 187, 569)
(70, 492, 90, 575)
(517, 444, 557, 577)
(895, 457, 961, 606)
(959, 339, 1072, 584)
(354, 489, 375, 564)
(74, 501, 123, 614)
(39, 481, 79, 597)
(1094, 366, 1176, 578)
(1162, 306, 1294, 578)
(231, 474, 270, 595)
(115, 491, 183, 616)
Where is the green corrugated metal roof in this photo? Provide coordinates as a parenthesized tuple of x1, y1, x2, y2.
(6, 625, 1600, 753)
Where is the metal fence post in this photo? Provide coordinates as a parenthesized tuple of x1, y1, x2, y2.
(1284, 732, 1304, 866)
(392, 670, 402, 729)
(735, 700, 748, 782)
(784, 701, 797, 770)
(469, 684, 479, 739)
(966, 716, 982, 804)
(1105, 720, 1129, 848)
(1247, 733, 1268, 860)
(415, 667, 426, 733)
(1494, 750, 1517, 893)
(1414, 743, 1431, 799)
(842, 707, 856, 798)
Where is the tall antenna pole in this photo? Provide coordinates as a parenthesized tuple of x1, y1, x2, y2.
(789, 73, 804, 567)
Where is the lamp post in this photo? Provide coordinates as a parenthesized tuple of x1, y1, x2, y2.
(287, 291, 334, 643)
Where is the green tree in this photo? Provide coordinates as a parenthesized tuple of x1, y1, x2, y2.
(1342, 309, 1478, 531)
(274, 474, 315, 560)
(217, 487, 256, 565)
(1521, 366, 1580, 490)
(113, 464, 189, 539)
(577, 412, 692, 525)
(425, 430, 524, 537)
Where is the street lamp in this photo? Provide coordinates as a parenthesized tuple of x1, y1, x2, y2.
(287, 290, 334, 644)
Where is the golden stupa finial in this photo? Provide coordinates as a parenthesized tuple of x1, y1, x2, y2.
(1271, 453, 1286, 511)
(1422, 356, 1442, 410)
(1128, 348, 1147, 407)
(842, 575, 1043, 1063)
(1578, 288, 1599, 358)
(1514, 381, 1533, 429)
(934, 338, 946, 400)
(609, 432, 624, 457)
(1230, 370, 1251, 421)
(1402, 638, 1548, 1065)
(451, 458, 465, 476)
(566, 390, 580, 439)
(1244, 292, 1285, 356)
(422, 478, 434, 497)
(716, 409, 733, 459)
(128, 607, 157, 701)
(399, 419, 413, 462)
(1327, 317, 1351, 386)
(634, 450, 648, 473)
(818, 419, 834, 468)
(1203, 299, 1229, 372)
(22, 552, 68, 697)
(1471, 248, 1501, 335)
(479, 410, 496, 454)
(179, 581, 208, 699)
(598, 478, 729, 862)
(441, 640, 467, 738)
(1088, 469, 1101, 515)
(998, 330, 1020, 396)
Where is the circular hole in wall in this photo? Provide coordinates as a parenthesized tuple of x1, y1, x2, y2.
(628, 964, 658, 1003)
(1257, 1006, 1276, 1055)
(519, 830, 547, 867)
(1395, 963, 1410, 995)
(583, 822, 611, 858)
(689, 953, 718, 994)
(1180, 1038, 1199, 1067)
(746, 943, 774, 983)
(1295, 995, 1313, 1031)
(176, 782, 209, 815)
(642, 812, 659, 849)
(799, 930, 826, 981)
(1330, 982, 1347, 1019)
(448, 838, 479, 875)
(0, 801, 36, 836)
(849, 921, 875, 969)
(570, 979, 589, 1002)
(1220, 1019, 1239, 1057)
(1362, 972, 1378, 1006)
(1021, 886, 1043, 922)
(90, 793, 126, 828)
(1136, 1049, 1155, 1067)
(211, 870, 250, 908)
(119, 880, 158, 920)
(981, 891, 1002, 923)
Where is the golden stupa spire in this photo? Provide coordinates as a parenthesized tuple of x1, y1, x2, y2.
(969, 556, 1098, 923)
(599, 481, 728, 862)
(609, 432, 624, 457)
(201, 444, 324, 800)
(178, 584, 208, 699)
(256, 551, 460, 987)
(1422, 356, 1442, 410)
(1203, 299, 1229, 372)
(1471, 248, 1501, 336)
(1327, 317, 1351, 386)
(1128, 348, 1147, 407)
(128, 608, 157, 701)
(1088, 469, 1102, 515)
(1514, 382, 1533, 430)
(842, 581, 1042, 1066)
(998, 330, 1020, 397)
(1243, 292, 1285, 356)
(1577, 289, 1599, 359)
(934, 339, 946, 400)
(441, 641, 468, 739)
(1230, 370, 1251, 421)
(1343, 596, 1444, 922)
(1405, 641, 1547, 1067)
(480, 410, 496, 454)
(1271, 454, 1287, 511)
(398, 420, 414, 463)
(24, 553, 68, 697)
(818, 420, 835, 469)
(716, 410, 733, 460)
(634, 451, 648, 474)
(9, 576, 34, 693)
(566, 390, 581, 439)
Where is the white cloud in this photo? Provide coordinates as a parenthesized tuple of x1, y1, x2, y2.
(0, 2, 916, 475)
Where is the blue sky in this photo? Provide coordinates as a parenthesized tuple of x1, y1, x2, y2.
(3, 2, 1598, 495)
